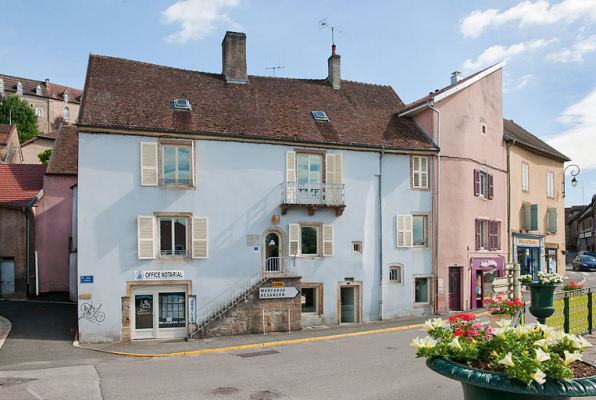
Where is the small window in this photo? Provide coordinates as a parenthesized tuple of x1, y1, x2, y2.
(36, 85, 42, 95)
(474, 169, 493, 199)
(159, 217, 189, 258)
(64, 93, 69, 103)
(412, 156, 429, 189)
(388, 265, 402, 284)
(481, 123, 487, 135)
(311, 111, 329, 122)
(352, 241, 362, 254)
(301, 287, 318, 314)
(36, 108, 43, 117)
(522, 162, 529, 192)
(412, 215, 428, 247)
(17, 82, 23, 96)
(415, 277, 430, 303)
(546, 171, 554, 198)
(64, 107, 70, 120)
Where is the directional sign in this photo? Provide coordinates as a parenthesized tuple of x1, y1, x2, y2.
(259, 287, 299, 299)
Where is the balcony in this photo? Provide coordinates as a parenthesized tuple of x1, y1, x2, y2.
(281, 182, 345, 216)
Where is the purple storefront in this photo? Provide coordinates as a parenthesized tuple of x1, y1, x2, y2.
(471, 257, 504, 309)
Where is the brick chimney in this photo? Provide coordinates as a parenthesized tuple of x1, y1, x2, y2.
(327, 45, 341, 89)
(451, 71, 462, 85)
(45, 78, 50, 88)
(222, 31, 248, 84)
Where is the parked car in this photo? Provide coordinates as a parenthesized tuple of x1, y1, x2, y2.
(573, 255, 596, 271)
(578, 251, 596, 258)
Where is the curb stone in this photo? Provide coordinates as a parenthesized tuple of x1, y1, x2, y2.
(0, 316, 12, 351)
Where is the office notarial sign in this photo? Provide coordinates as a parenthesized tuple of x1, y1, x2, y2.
(134, 270, 185, 281)
(259, 287, 299, 299)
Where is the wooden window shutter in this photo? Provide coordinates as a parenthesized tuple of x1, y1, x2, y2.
(334, 153, 343, 185)
(286, 151, 296, 203)
(420, 157, 428, 188)
(488, 174, 494, 200)
(488, 221, 498, 251)
(140, 142, 158, 186)
(412, 157, 420, 188)
(548, 208, 558, 233)
(475, 219, 481, 250)
(397, 215, 413, 248)
(531, 204, 538, 231)
(474, 169, 480, 196)
(396, 215, 405, 247)
(192, 217, 209, 259)
(137, 216, 155, 259)
(323, 225, 334, 256)
(325, 154, 335, 185)
(496, 221, 501, 250)
(289, 224, 300, 256)
(404, 215, 413, 247)
(523, 203, 531, 230)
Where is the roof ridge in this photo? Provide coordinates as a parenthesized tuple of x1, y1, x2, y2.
(0, 73, 82, 93)
(90, 54, 220, 78)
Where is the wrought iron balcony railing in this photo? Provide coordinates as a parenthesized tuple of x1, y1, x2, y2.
(160, 178, 192, 188)
(281, 182, 345, 206)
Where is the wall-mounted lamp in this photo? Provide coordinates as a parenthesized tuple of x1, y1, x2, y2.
(563, 164, 580, 198)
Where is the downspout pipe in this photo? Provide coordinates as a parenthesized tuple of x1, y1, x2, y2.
(379, 145, 385, 320)
(23, 190, 43, 298)
(507, 139, 516, 263)
(426, 100, 440, 315)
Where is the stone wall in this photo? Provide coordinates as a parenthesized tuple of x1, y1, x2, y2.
(193, 276, 302, 339)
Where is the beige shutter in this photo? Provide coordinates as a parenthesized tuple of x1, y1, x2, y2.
(137, 216, 155, 259)
(286, 151, 296, 203)
(412, 157, 420, 188)
(420, 157, 428, 188)
(191, 141, 196, 188)
(397, 215, 405, 247)
(334, 153, 343, 185)
(140, 142, 158, 186)
(192, 217, 209, 259)
(323, 224, 334, 257)
(289, 224, 300, 256)
(404, 215, 413, 247)
(325, 153, 335, 185)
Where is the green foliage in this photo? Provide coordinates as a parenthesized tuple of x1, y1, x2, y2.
(38, 148, 52, 165)
(0, 94, 39, 143)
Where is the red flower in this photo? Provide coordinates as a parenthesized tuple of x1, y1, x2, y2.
(454, 330, 464, 337)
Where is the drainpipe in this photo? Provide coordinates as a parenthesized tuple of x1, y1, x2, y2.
(507, 139, 516, 263)
(379, 146, 385, 320)
(23, 190, 43, 298)
(22, 207, 30, 297)
(426, 100, 440, 315)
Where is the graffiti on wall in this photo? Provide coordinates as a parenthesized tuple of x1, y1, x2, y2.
(79, 302, 105, 324)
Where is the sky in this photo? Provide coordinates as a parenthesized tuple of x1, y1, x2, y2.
(1, 0, 595, 207)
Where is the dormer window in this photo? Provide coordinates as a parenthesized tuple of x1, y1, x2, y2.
(17, 82, 23, 96)
(36, 85, 42, 95)
(0, 78, 4, 94)
(311, 111, 329, 122)
(173, 99, 192, 111)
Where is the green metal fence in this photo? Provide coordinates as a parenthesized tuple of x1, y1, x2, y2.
(545, 289, 594, 334)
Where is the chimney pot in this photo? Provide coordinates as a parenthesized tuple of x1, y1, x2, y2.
(451, 71, 462, 85)
(222, 31, 249, 84)
(327, 45, 341, 89)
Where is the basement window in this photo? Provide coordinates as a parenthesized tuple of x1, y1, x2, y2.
(173, 99, 192, 111)
(311, 111, 329, 122)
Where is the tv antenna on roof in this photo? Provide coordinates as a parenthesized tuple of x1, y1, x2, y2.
(319, 18, 351, 46)
(265, 65, 285, 77)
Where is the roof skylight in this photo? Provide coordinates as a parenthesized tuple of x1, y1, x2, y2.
(173, 99, 192, 111)
(311, 111, 329, 122)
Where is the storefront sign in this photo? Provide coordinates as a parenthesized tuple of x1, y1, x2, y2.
(586, 232, 593, 238)
(188, 297, 196, 324)
(80, 275, 94, 283)
(134, 270, 185, 281)
(259, 287, 299, 299)
(514, 237, 540, 246)
(580, 233, 586, 239)
(246, 235, 260, 246)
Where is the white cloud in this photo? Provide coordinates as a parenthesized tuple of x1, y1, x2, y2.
(504, 74, 535, 92)
(462, 39, 556, 71)
(547, 87, 596, 170)
(546, 34, 596, 62)
(161, 0, 241, 44)
(461, 0, 596, 38)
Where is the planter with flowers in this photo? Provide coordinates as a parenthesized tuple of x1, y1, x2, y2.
(412, 314, 596, 399)
(519, 272, 564, 324)
(485, 296, 525, 327)
(562, 282, 584, 292)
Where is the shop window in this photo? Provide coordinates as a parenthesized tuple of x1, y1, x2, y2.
(158, 292, 186, 328)
(474, 169, 493, 199)
(388, 264, 403, 284)
(301, 287, 318, 314)
(415, 277, 430, 304)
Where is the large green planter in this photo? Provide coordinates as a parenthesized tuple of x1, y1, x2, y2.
(426, 357, 596, 399)
(527, 283, 562, 324)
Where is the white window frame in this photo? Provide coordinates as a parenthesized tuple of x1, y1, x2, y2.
(479, 171, 488, 198)
(414, 275, 432, 305)
(412, 214, 428, 248)
(522, 162, 529, 192)
(388, 264, 403, 285)
(479, 219, 488, 250)
(36, 85, 42, 95)
(64, 107, 70, 120)
(288, 222, 333, 257)
(64, 93, 69, 103)
(161, 143, 193, 188)
(157, 216, 190, 259)
(137, 214, 208, 260)
(17, 82, 22, 96)
(36, 108, 43, 117)
(546, 171, 554, 198)
(411, 156, 429, 189)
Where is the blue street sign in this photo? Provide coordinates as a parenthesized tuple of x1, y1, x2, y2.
(80, 276, 94, 283)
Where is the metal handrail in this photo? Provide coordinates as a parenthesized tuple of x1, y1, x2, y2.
(281, 182, 345, 206)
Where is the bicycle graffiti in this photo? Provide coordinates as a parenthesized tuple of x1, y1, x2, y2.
(79, 302, 106, 324)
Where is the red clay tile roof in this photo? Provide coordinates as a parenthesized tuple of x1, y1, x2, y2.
(47, 125, 78, 175)
(0, 164, 46, 207)
(20, 132, 58, 147)
(0, 74, 82, 104)
(78, 55, 437, 152)
(0, 124, 17, 144)
(503, 119, 570, 162)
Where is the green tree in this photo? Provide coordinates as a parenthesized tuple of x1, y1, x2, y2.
(0, 93, 39, 143)
(38, 148, 52, 165)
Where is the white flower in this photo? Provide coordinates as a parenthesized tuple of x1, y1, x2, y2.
(530, 369, 546, 385)
(448, 337, 463, 351)
(534, 348, 550, 363)
(493, 328, 507, 340)
(499, 353, 515, 368)
(514, 325, 532, 337)
(496, 319, 512, 329)
(534, 339, 548, 351)
(568, 335, 593, 350)
(422, 318, 446, 331)
(564, 351, 583, 366)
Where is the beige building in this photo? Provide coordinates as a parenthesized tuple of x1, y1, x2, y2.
(20, 132, 57, 164)
(0, 124, 22, 163)
(0, 74, 82, 134)
(504, 119, 570, 278)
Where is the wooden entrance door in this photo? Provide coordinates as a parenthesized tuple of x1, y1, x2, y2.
(448, 267, 461, 311)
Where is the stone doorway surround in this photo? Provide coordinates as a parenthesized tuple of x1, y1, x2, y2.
(336, 281, 362, 324)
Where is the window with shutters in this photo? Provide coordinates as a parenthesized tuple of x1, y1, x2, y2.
(546, 171, 554, 199)
(474, 169, 493, 199)
(412, 215, 428, 247)
(522, 162, 529, 192)
(396, 215, 413, 248)
(388, 264, 403, 285)
(411, 156, 429, 189)
(288, 222, 333, 257)
(475, 219, 501, 250)
(140, 140, 195, 189)
(547, 207, 558, 234)
(137, 214, 208, 260)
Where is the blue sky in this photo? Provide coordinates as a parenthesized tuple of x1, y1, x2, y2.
(2, 0, 595, 207)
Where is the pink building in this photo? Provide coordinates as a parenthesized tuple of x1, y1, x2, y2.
(399, 64, 508, 312)
(35, 125, 78, 292)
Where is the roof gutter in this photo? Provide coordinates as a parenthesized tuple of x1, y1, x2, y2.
(503, 134, 570, 163)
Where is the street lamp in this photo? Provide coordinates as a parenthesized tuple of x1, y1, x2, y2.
(563, 164, 580, 198)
